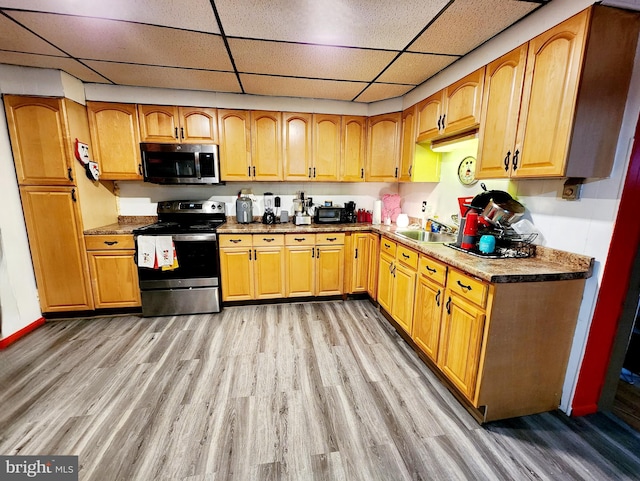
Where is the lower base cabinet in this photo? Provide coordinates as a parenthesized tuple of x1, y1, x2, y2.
(85, 234, 140, 308)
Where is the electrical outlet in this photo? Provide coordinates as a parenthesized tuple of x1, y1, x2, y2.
(421, 201, 427, 212)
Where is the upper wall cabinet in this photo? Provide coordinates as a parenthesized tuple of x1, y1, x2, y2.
(283, 112, 312, 181)
(313, 114, 341, 182)
(400, 105, 441, 183)
(138, 105, 218, 144)
(251, 110, 283, 180)
(366, 112, 401, 182)
(477, 6, 640, 179)
(87, 101, 142, 180)
(416, 68, 484, 143)
(341, 116, 367, 182)
(4, 95, 75, 186)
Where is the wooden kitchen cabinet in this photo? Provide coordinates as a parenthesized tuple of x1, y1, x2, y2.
(251, 111, 283, 181)
(366, 233, 379, 299)
(312, 114, 341, 181)
(366, 112, 401, 182)
(341, 116, 367, 182)
(20, 186, 94, 312)
(412, 255, 448, 362)
(218, 110, 252, 181)
(138, 105, 218, 144)
(87, 101, 142, 180)
(283, 112, 312, 181)
(4, 95, 75, 186)
(416, 92, 444, 143)
(316, 233, 345, 296)
(348, 232, 370, 293)
(85, 234, 140, 308)
(475, 45, 528, 179)
(399, 106, 416, 182)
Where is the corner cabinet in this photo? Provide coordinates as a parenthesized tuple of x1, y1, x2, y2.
(87, 101, 142, 180)
(366, 113, 401, 182)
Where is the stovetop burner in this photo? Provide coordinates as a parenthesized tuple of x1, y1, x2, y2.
(133, 200, 226, 235)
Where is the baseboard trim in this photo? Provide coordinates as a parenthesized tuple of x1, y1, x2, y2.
(0, 317, 46, 349)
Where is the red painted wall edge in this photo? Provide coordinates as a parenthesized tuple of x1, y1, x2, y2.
(572, 112, 640, 415)
(0, 317, 45, 349)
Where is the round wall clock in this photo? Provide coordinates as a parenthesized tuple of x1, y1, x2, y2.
(457, 156, 477, 185)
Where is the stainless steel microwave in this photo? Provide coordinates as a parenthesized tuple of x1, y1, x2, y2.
(140, 143, 221, 184)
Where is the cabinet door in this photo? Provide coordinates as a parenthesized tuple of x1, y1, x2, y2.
(87, 102, 142, 180)
(4, 95, 73, 186)
(219, 247, 254, 301)
(88, 250, 141, 308)
(413, 276, 444, 362)
(437, 292, 486, 400)
(341, 116, 366, 182)
(179, 107, 218, 143)
(138, 104, 180, 142)
(513, 10, 588, 178)
(377, 253, 394, 313)
(313, 114, 341, 181)
(366, 233, 379, 299)
(316, 244, 344, 296)
(366, 113, 401, 182)
(218, 109, 252, 181)
(285, 246, 315, 297)
(476, 45, 528, 179)
(254, 247, 285, 299)
(252, 111, 283, 180)
(416, 91, 444, 143)
(20, 186, 94, 312)
(399, 106, 416, 182)
(391, 263, 416, 335)
(350, 233, 369, 293)
(283, 112, 312, 181)
(442, 67, 485, 135)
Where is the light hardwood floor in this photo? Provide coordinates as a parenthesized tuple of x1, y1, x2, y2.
(1, 300, 640, 480)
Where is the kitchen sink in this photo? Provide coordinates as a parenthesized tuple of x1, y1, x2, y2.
(395, 230, 456, 243)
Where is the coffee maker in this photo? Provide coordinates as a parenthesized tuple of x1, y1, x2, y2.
(262, 192, 276, 224)
(344, 201, 357, 223)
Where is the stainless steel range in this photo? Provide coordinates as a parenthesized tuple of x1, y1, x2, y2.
(133, 200, 226, 317)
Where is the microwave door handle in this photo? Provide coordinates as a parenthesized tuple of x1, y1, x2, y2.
(194, 152, 202, 179)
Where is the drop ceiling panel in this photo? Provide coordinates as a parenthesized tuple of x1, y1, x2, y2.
(0, 14, 65, 55)
(0, 51, 109, 82)
(355, 83, 415, 103)
(8, 12, 232, 70)
(409, 0, 538, 55)
(85, 61, 242, 93)
(0, 0, 220, 33)
(240, 74, 366, 101)
(215, 0, 450, 50)
(230, 39, 396, 82)
(378, 52, 459, 84)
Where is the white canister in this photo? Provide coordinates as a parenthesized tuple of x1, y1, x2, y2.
(396, 213, 409, 228)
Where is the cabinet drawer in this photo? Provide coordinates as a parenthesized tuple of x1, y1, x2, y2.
(396, 245, 418, 270)
(316, 233, 345, 245)
(286, 234, 316, 246)
(380, 238, 397, 257)
(419, 255, 447, 286)
(219, 234, 252, 247)
(85, 235, 134, 250)
(253, 234, 284, 246)
(448, 269, 488, 308)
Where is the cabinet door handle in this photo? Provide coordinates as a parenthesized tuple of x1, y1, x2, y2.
(138, 163, 143, 175)
(249, 250, 252, 260)
(229, 239, 243, 244)
(512, 149, 520, 171)
(253, 166, 256, 177)
(394, 167, 398, 178)
(408, 165, 412, 177)
(425, 265, 436, 273)
(437, 115, 442, 130)
(312, 248, 315, 258)
(294, 237, 306, 242)
(436, 289, 441, 307)
(457, 280, 472, 292)
(446, 296, 451, 314)
(354, 248, 358, 259)
(174, 127, 179, 139)
(503, 151, 511, 172)
(254, 249, 257, 259)
(392, 265, 396, 277)
(361, 168, 364, 179)
(313, 167, 316, 178)
(316, 247, 320, 258)
(402, 253, 410, 259)
(180, 127, 184, 139)
(67, 167, 73, 181)
(441, 114, 446, 129)
(263, 238, 275, 242)
(308, 167, 312, 178)
(71, 188, 76, 202)
(104, 240, 118, 246)
(248, 166, 251, 177)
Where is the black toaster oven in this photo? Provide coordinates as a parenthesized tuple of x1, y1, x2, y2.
(314, 206, 344, 223)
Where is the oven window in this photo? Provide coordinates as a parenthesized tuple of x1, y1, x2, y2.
(137, 239, 219, 281)
(144, 151, 197, 178)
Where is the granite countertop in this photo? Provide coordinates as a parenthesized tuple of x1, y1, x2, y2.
(87, 217, 594, 284)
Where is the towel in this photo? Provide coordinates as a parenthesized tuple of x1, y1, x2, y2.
(137, 236, 156, 268)
(155, 236, 174, 268)
(161, 241, 179, 271)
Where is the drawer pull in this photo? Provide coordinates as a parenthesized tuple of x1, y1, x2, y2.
(457, 280, 472, 292)
(326, 237, 337, 242)
(263, 237, 275, 242)
(294, 237, 306, 242)
(229, 239, 243, 244)
(425, 265, 436, 273)
(104, 240, 118, 246)
(436, 289, 441, 307)
(384, 243, 391, 249)
(402, 253, 410, 259)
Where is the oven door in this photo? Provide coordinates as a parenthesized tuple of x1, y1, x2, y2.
(137, 234, 220, 289)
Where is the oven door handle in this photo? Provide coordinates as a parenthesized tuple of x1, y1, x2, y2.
(168, 233, 218, 242)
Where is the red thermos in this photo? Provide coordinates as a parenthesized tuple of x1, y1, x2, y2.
(461, 211, 478, 250)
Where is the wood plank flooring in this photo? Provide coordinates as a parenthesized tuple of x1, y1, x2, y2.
(1, 300, 640, 480)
